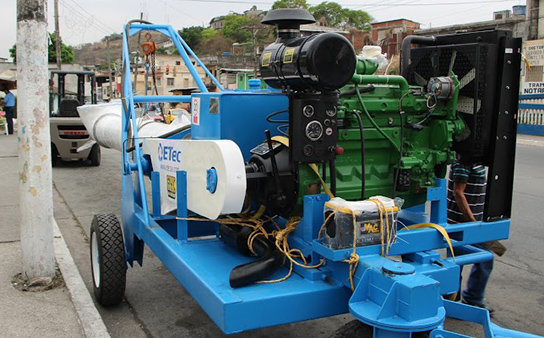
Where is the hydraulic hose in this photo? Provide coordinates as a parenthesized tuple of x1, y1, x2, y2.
(351, 74, 410, 92)
(340, 85, 375, 98)
(219, 223, 284, 288)
(351, 111, 365, 199)
(400, 35, 437, 79)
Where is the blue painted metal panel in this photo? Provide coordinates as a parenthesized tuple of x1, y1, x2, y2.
(134, 95, 191, 103)
(312, 219, 510, 262)
(129, 207, 351, 334)
(190, 91, 289, 159)
(348, 256, 445, 332)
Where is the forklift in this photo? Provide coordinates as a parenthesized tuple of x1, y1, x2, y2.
(49, 70, 100, 166)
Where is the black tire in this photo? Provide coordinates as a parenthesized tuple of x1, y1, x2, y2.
(330, 320, 430, 338)
(89, 144, 101, 166)
(51, 143, 60, 167)
(90, 213, 126, 306)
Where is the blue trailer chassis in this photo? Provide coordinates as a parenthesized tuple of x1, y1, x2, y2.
(118, 23, 542, 338)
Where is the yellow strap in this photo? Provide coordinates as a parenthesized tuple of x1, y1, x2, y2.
(308, 163, 334, 199)
(271, 136, 334, 199)
(271, 135, 289, 146)
(401, 223, 455, 262)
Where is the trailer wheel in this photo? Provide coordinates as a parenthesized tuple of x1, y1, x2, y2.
(90, 213, 126, 306)
(89, 144, 101, 166)
(51, 144, 60, 167)
(330, 320, 430, 338)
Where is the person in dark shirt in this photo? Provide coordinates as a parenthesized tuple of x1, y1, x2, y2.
(2, 86, 15, 135)
(447, 154, 494, 312)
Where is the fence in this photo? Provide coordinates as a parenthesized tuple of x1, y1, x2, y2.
(518, 94, 544, 136)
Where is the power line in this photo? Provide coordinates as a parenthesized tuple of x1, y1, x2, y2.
(156, 0, 205, 25)
(64, 0, 118, 33)
(58, 0, 113, 36)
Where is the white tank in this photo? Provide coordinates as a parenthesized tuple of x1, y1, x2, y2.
(77, 101, 191, 152)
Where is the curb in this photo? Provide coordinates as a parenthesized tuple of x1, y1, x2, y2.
(517, 137, 544, 147)
(53, 219, 111, 338)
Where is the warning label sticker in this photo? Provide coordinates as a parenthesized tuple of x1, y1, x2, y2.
(283, 48, 295, 64)
(262, 52, 272, 67)
(191, 97, 200, 126)
(167, 175, 176, 199)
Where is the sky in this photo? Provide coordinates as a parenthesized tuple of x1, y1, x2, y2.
(1, 0, 527, 61)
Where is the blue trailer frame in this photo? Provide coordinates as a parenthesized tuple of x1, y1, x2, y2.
(118, 23, 542, 338)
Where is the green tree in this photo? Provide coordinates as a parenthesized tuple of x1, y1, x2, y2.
(156, 46, 168, 55)
(272, 0, 308, 9)
(344, 9, 372, 30)
(10, 33, 75, 63)
(201, 28, 218, 40)
(308, 2, 372, 30)
(222, 15, 253, 43)
(178, 26, 205, 50)
(310, 1, 344, 27)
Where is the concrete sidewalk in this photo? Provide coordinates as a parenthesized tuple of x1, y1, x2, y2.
(0, 133, 85, 337)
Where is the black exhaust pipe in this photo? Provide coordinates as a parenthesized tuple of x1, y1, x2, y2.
(400, 35, 437, 79)
(220, 223, 284, 288)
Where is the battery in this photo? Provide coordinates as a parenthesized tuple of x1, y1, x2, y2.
(323, 196, 400, 250)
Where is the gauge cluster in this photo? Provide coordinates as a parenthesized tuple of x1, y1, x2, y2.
(290, 92, 338, 163)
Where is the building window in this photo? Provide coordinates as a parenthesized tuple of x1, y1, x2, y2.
(157, 78, 162, 87)
(167, 78, 175, 86)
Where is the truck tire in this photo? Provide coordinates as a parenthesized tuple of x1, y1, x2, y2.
(89, 144, 101, 166)
(90, 213, 126, 306)
(51, 144, 60, 167)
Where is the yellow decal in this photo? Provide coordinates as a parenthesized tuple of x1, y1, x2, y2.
(283, 48, 295, 64)
(167, 175, 176, 199)
(362, 222, 380, 233)
(262, 52, 272, 67)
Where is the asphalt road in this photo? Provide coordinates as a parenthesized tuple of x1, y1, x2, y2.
(52, 143, 544, 338)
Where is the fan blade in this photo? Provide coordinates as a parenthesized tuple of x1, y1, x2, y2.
(448, 50, 457, 74)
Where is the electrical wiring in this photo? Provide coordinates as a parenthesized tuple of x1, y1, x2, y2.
(351, 111, 366, 200)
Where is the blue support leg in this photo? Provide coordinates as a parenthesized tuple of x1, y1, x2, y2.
(176, 170, 188, 243)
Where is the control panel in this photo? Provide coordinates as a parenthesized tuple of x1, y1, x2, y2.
(290, 92, 338, 163)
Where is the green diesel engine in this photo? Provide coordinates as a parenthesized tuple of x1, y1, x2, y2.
(246, 9, 518, 221)
(302, 60, 465, 208)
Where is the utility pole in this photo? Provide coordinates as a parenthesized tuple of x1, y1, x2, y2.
(133, 11, 143, 93)
(54, 0, 61, 70)
(17, 0, 56, 279)
(107, 37, 114, 99)
(243, 22, 264, 79)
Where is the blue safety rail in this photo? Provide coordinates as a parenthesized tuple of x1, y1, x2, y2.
(120, 22, 223, 226)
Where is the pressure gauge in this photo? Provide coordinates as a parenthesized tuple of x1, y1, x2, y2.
(303, 105, 315, 117)
(305, 121, 323, 141)
(326, 106, 337, 117)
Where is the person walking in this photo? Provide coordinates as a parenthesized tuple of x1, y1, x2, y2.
(2, 86, 15, 135)
(447, 154, 500, 313)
